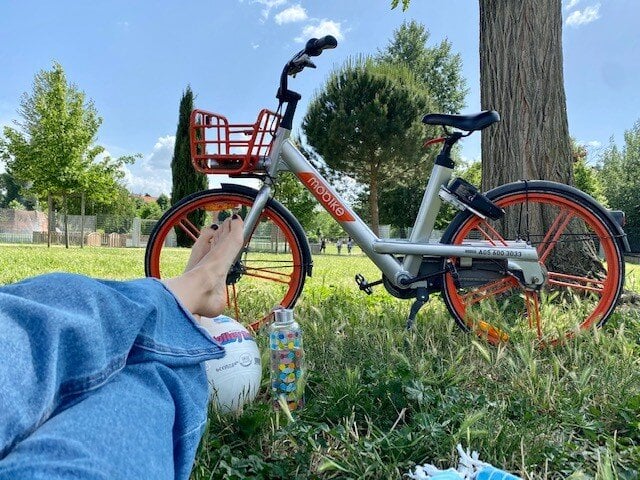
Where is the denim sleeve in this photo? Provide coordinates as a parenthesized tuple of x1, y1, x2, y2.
(0, 272, 224, 459)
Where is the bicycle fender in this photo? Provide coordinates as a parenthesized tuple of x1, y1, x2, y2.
(442, 180, 630, 253)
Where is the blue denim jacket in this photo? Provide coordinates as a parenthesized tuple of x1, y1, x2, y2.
(0, 273, 225, 480)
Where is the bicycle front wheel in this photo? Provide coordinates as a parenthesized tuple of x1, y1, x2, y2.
(441, 181, 625, 345)
(145, 185, 310, 330)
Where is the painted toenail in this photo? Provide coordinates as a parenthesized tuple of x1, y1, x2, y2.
(211, 224, 219, 230)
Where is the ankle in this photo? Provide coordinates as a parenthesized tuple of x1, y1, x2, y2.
(163, 268, 210, 316)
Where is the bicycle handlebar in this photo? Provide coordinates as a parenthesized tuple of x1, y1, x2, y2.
(278, 35, 337, 101)
(277, 35, 337, 129)
(305, 35, 338, 57)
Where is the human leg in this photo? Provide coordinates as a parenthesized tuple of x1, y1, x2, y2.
(0, 361, 207, 480)
(0, 216, 244, 459)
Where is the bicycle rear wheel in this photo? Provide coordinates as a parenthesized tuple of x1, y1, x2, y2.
(441, 181, 625, 345)
(145, 185, 311, 330)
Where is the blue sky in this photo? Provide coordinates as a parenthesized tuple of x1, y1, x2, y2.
(1, 0, 638, 196)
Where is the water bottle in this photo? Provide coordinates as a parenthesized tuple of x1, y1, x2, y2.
(269, 308, 304, 411)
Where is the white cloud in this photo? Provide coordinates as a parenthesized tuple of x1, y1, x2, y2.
(252, 0, 286, 20)
(123, 135, 175, 196)
(251, 42, 260, 49)
(144, 135, 175, 171)
(564, 0, 580, 10)
(583, 140, 602, 148)
(275, 5, 308, 24)
(566, 4, 600, 27)
(295, 19, 344, 43)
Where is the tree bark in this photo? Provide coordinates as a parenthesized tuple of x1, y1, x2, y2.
(479, 0, 572, 190)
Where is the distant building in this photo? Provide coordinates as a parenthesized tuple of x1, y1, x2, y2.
(131, 193, 158, 204)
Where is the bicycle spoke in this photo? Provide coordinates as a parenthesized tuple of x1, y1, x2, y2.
(537, 209, 575, 263)
(176, 215, 200, 243)
(245, 263, 298, 271)
(243, 269, 292, 285)
(547, 271, 605, 294)
(476, 220, 508, 246)
(461, 277, 519, 306)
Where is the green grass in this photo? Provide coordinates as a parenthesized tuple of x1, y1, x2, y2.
(1, 245, 639, 478)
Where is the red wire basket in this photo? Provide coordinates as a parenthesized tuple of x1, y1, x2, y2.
(189, 109, 281, 175)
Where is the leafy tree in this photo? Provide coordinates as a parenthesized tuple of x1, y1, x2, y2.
(1, 62, 132, 247)
(599, 121, 640, 251)
(7, 199, 26, 210)
(378, 20, 467, 114)
(170, 86, 208, 246)
(0, 169, 38, 209)
(303, 57, 433, 235)
(310, 211, 344, 242)
(156, 193, 170, 211)
(273, 172, 317, 231)
(571, 140, 606, 204)
(137, 201, 163, 220)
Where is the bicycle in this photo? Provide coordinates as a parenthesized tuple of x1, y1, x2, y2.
(145, 35, 629, 344)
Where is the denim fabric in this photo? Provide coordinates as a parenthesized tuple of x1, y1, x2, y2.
(0, 273, 225, 479)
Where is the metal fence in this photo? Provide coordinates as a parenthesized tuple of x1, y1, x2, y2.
(0, 208, 167, 247)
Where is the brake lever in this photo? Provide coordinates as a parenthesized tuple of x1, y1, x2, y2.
(288, 54, 316, 76)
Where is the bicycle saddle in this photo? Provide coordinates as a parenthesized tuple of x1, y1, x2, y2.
(422, 110, 500, 132)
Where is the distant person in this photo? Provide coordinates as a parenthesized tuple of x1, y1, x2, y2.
(336, 239, 343, 255)
(347, 237, 353, 254)
(320, 238, 326, 254)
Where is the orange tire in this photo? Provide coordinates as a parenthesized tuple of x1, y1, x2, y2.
(145, 185, 310, 331)
(441, 181, 625, 345)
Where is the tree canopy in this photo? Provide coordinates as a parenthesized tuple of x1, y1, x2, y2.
(1, 63, 131, 200)
(378, 20, 467, 114)
(598, 121, 640, 251)
(0, 62, 135, 245)
(171, 86, 208, 246)
(303, 57, 433, 234)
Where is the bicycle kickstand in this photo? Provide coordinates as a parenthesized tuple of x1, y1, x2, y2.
(406, 287, 429, 330)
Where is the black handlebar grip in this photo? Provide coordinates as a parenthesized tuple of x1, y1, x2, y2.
(305, 35, 338, 56)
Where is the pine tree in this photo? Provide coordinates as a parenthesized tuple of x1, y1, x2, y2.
(170, 86, 208, 247)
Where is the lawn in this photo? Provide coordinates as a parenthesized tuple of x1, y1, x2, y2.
(1, 245, 639, 478)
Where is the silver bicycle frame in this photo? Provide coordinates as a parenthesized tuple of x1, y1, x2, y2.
(242, 127, 544, 289)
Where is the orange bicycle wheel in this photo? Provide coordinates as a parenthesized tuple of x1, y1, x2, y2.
(441, 181, 624, 345)
(145, 185, 310, 331)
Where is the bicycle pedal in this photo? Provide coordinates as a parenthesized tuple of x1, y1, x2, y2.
(354, 274, 373, 295)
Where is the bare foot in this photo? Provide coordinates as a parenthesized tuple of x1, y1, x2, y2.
(184, 224, 221, 273)
(163, 216, 244, 318)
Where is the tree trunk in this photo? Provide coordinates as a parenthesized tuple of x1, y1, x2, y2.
(47, 193, 52, 248)
(80, 191, 85, 248)
(369, 169, 380, 236)
(63, 194, 69, 249)
(479, 0, 572, 190)
(479, 0, 601, 277)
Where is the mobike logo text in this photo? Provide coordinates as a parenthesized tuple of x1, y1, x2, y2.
(298, 173, 354, 222)
(213, 330, 254, 346)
